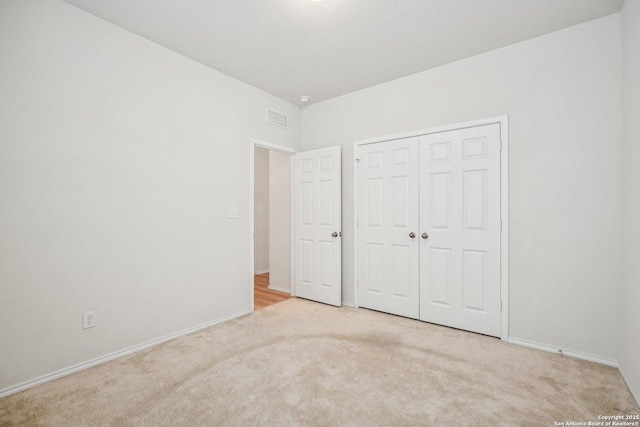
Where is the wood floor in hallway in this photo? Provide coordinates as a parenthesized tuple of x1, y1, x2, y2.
(254, 273, 291, 310)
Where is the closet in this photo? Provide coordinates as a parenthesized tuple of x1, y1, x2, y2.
(356, 123, 502, 337)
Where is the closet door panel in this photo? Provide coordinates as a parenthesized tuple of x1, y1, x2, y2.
(419, 124, 501, 337)
(357, 138, 419, 319)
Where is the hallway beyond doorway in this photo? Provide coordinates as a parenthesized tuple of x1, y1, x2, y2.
(254, 273, 290, 310)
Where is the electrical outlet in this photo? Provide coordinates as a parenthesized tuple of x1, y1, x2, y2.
(83, 311, 96, 329)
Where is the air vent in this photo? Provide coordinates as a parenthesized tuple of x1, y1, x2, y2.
(266, 108, 288, 129)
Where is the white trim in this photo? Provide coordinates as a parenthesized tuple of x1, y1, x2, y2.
(0, 310, 250, 399)
(249, 143, 255, 311)
(353, 142, 359, 309)
(267, 284, 291, 294)
(254, 269, 270, 275)
(341, 300, 355, 308)
(249, 138, 298, 309)
(354, 116, 507, 146)
(499, 117, 509, 341)
(508, 338, 619, 368)
(289, 154, 296, 297)
(619, 362, 640, 407)
(251, 138, 297, 154)
(352, 115, 509, 339)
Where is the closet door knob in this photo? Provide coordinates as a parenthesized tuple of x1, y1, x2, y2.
(421, 232, 429, 239)
(409, 232, 416, 238)
(331, 232, 339, 237)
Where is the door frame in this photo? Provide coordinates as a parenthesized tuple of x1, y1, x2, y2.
(353, 115, 509, 341)
(249, 138, 298, 312)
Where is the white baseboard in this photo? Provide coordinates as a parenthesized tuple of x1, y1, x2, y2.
(619, 362, 640, 407)
(341, 300, 355, 307)
(0, 309, 250, 399)
(507, 338, 619, 367)
(267, 284, 290, 294)
(254, 269, 269, 275)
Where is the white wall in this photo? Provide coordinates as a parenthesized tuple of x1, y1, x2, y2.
(301, 15, 621, 361)
(0, 0, 300, 392)
(254, 147, 270, 273)
(620, 0, 640, 403)
(268, 150, 292, 292)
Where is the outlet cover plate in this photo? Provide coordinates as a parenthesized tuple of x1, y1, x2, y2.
(83, 311, 96, 329)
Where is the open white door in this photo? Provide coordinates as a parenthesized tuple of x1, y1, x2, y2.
(293, 146, 342, 306)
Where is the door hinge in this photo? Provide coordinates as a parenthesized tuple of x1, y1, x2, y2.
(500, 220, 503, 232)
(355, 158, 361, 168)
(500, 140, 503, 152)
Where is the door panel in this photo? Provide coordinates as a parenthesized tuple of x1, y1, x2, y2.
(430, 172, 451, 229)
(357, 137, 419, 319)
(429, 247, 451, 306)
(463, 249, 487, 311)
(294, 146, 342, 306)
(420, 124, 501, 336)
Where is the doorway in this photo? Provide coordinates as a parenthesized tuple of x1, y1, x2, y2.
(250, 139, 343, 311)
(250, 139, 296, 311)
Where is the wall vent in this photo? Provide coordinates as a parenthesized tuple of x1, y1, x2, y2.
(266, 108, 288, 129)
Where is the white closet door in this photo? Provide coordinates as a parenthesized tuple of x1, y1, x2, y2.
(293, 146, 342, 307)
(419, 124, 501, 337)
(357, 137, 420, 319)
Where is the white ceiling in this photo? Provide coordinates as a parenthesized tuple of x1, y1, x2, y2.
(62, 0, 624, 105)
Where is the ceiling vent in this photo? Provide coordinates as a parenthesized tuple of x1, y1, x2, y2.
(266, 108, 288, 129)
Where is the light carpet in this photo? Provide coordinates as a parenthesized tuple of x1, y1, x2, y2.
(1, 298, 638, 426)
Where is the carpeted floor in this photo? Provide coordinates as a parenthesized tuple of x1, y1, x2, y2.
(1, 298, 638, 426)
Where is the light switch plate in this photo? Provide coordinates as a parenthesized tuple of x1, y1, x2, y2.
(228, 207, 239, 219)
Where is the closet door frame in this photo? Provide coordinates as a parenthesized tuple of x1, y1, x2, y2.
(353, 115, 509, 341)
